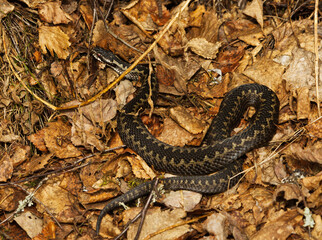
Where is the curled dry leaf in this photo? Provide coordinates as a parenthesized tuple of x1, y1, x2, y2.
(169, 106, 207, 135)
(44, 120, 82, 158)
(122, 0, 170, 30)
(28, 119, 82, 158)
(296, 87, 310, 120)
(27, 128, 47, 152)
(154, 1, 189, 56)
(39, 25, 71, 59)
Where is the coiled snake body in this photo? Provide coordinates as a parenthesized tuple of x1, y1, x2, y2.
(92, 47, 280, 234)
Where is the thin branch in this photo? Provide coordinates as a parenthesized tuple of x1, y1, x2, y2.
(114, 179, 159, 240)
(9, 181, 63, 230)
(56, 0, 192, 111)
(0, 178, 50, 227)
(134, 179, 159, 240)
(230, 116, 322, 182)
(3, 33, 57, 111)
(0, 146, 125, 187)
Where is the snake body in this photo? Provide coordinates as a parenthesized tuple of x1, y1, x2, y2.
(92, 47, 280, 234)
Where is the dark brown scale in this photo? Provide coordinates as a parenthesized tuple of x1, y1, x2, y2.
(92, 47, 280, 235)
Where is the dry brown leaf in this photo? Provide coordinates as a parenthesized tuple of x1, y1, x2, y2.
(92, 178, 120, 191)
(62, 98, 117, 151)
(169, 106, 207, 135)
(251, 209, 302, 240)
(245, 148, 281, 186)
(0, 0, 14, 21)
(35, 67, 57, 100)
(202, 212, 228, 240)
(38, 2, 73, 24)
(43, 120, 82, 158)
(79, 163, 105, 192)
(161, 189, 202, 211)
(154, 47, 203, 93)
(10, 144, 30, 167)
(126, 155, 156, 179)
(188, 5, 205, 28)
(312, 214, 322, 239)
(306, 119, 322, 138)
(0, 186, 17, 211)
(273, 183, 304, 205)
(223, 19, 258, 42)
(34, 221, 56, 240)
(307, 185, 322, 208)
(0, 130, 21, 143)
(35, 180, 83, 223)
(39, 25, 71, 59)
(153, 1, 189, 56)
(90, 214, 121, 238)
(157, 117, 198, 147)
(218, 45, 245, 74)
(14, 211, 43, 238)
(185, 38, 222, 59)
(288, 142, 322, 164)
(296, 87, 310, 120)
(243, 0, 263, 29)
(122, 0, 170, 29)
(71, 120, 105, 151)
(301, 173, 322, 191)
(24, 153, 53, 175)
(283, 47, 322, 102)
(155, 65, 176, 86)
(59, 172, 82, 196)
(0, 152, 13, 182)
(28, 128, 47, 152)
(78, 190, 118, 205)
(114, 80, 136, 106)
(123, 207, 190, 240)
(243, 58, 284, 92)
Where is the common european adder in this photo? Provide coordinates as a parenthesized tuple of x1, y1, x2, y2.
(92, 46, 280, 234)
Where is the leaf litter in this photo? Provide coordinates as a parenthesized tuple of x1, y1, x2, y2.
(0, 0, 321, 239)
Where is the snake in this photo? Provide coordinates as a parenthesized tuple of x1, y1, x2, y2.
(92, 46, 280, 234)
